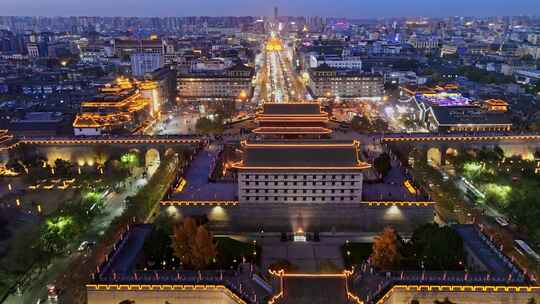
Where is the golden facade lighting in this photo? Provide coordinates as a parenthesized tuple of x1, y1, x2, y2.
(232, 140, 371, 170)
(160, 201, 239, 207)
(364, 201, 435, 207)
(86, 284, 247, 304)
(268, 270, 363, 304)
(382, 135, 540, 143)
(484, 99, 509, 112)
(376, 285, 540, 304)
(253, 102, 332, 136)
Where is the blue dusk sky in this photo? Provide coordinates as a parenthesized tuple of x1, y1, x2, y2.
(1, 0, 539, 17)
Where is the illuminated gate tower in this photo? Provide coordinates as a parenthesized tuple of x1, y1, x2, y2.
(232, 140, 370, 204)
(253, 102, 332, 139)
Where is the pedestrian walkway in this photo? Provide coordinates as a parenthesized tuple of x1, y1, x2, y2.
(171, 146, 237, 201)
(454, 224, 518, 276)
(101, 224, 152, 277)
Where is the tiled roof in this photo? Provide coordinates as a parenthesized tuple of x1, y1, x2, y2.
(238, 141, 369, 169)
(262, 103, 322, 115)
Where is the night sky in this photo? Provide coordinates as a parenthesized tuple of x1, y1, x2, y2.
(2, 0, 539, 17)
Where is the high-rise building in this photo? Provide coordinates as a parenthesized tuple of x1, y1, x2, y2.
(274, 6, 279, 21)
(177, 63, 254, 102)
(307, 65, 384, 100)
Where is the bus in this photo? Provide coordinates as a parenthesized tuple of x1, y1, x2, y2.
(514, 239, 540, 261)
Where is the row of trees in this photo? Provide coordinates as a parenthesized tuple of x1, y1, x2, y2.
(6, 154, 135, 186)
(451, 146, 540, 241)
(171, 217, 217, 270)
(54, 151, 186, 303)
(456, 66, 514, 84)
(38, 189, 106, 257)
(143, 215, 262, 271)
(11, 186, 109, 280)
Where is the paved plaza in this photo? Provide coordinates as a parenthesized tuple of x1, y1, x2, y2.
(171, 145, 237, 201)
(261, 237, 344, 272)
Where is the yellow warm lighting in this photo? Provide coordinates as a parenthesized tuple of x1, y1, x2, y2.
(268, 269, 363, 304)
(0, 165, 20, 176)
(364, 201, 435, 207)
(376, 285, 540, 304)
(382, 135, 540, 143)
(239, 90, 248, 100)
(404, 180, 417, 194)
(233, 140, 371, 170)
(266, 37, 283, 52)
(161, 200, 239, 207)
(85, 284, 246, 304)
(174, 179, 187, 193)
(252, 127, 333, 135)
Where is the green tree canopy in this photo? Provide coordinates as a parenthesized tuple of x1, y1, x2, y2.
(410, 224, 464, 270)
(54, 159, 74, 178)
(374, 153, 392, 178)
(171, 217, 217, 270)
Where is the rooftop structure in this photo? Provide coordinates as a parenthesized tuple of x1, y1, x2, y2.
(86, 224, 535, 304)
(402, 84, 482, 129)
(483, 99, 509, 112)
(427, 106, 512, 133)
(233, 140, 369, 171)
(177, 63, 254, 101)
(401, 84, 470, 107)
(73, 77, 159, 136)
(233, 140, 370, 204)
(113, 38, 164, 58)
(308, 64, 384, 100)
(9, 112, 65, 136)
(252, 103, 332, 137)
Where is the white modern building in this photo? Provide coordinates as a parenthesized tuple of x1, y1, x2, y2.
(307, 64, 384, 99)
(131, 52, 164, 77)
(514, 69, 540, 85)
(309, 54, 363, 70)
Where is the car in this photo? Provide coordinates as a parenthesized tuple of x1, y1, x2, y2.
(494, 216, 509, 227)
(77, 241, 96, 252)
(441, 172, 449, 181)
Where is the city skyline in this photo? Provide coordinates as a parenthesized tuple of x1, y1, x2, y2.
(1, 0, 540, 302)
(2, 0, 540, 18)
